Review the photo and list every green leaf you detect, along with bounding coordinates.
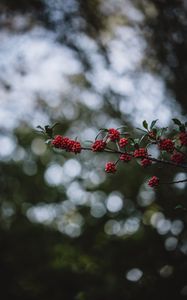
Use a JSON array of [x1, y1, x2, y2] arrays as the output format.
[[45, 139, 52, 144], [139, 133, 147, 144], [36, 125, 44, 130], [136, 128, 148, 134], [150, 119, 158, 129], [99, 128, 108, 132], [172, 118, 182, 126], [174, 205, 187, 211], [142, 120, 148, 130], [179, 125, 185, 132]]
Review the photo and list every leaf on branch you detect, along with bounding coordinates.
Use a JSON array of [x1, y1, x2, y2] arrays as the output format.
[[174, 205, 187, 211], [172, 118, 182, 126], [150, 119, 158, 129], [139, 133, 148, 144], [99, 128, 108, 132], [136, 128, 148, 133], [45, 139, 52, 144], [116, 126, 127, 130], [36, 125, 44, 130], [142, 120, 148, 130]]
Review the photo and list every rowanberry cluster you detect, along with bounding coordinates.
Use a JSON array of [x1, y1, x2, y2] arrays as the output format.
[[119, 153, 132, 162], [92, 140, 106, 152], [179, 132, 187, 146], [40, 118, 187, 189], [105, 162, 117, 173], [108, 128, 120, 141], [134, 148, 148, 158], [52, 135, 82, 154], [141, 158, 152, 167], [170, 152, 185, 164], [148, 176, 159, 187], [159, 138, 174, 153], [119, 138, 128, 148]]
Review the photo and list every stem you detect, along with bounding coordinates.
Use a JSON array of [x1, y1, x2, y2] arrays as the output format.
[[161, 179, 187, 185], [81, 147, 187, 169]]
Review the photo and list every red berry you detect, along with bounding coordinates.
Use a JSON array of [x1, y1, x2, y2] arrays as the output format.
[[119, 138, 128, 148], [72, 141, 82, 154], [108, 128, 120, 141], [134, 148, 148, 158], [148, 176, 159, 188], [60, 137, 70, 149], [141, 158, 152, 167], [51, 135, 65, 148], [92, 140, 106, 152], [170, 152, 185, 164], [66, 139, 75, 152], [105, 162, 117, 173], [179, 132, 187, 146], [159, 138, 174, 152], [119, 153, 132, 162], [148, 131, 156, 139]]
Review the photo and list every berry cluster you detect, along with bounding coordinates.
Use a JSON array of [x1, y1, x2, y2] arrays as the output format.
[[170, 152, 185, 164], [148, 176, 159, 188], [92, 140, 106, 152], [119, 138, 128, 148], [159, 138, 174, 153], [120, 153, 132, 162], [105, 162, 116, 173], [179, 132, 187, 146], [52, 135, 81, 154], [41, 118, 187, 190], [141, 158, 152, 167], [108, 128, 120, 141], [134, 148, 148, 158]]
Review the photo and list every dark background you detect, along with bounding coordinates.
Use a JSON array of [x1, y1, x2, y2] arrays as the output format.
[[0, 0, 187, 299]]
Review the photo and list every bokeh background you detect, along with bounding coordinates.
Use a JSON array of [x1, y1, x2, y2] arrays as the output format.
[[0, 0, 187, 299]]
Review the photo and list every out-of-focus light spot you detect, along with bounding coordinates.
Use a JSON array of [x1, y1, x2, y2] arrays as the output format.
[[91, 203, 106, 218], [27, 204, 57, 224], [63, 159, 81, 178], [171, 220, 184, 235], [31, 138, 47, 155], [180, 240, 187, 255], [124, 217, 140, 234], [165, 237, 178, 251], [126, 268, 143, 282], [156, 219, 171, 235], [173, 173, 187, 190], [137, 183, 155, 207], [64, 223, 81, 238], [81, 91, 103, 110], [23, 160, 37, 176], [1, 202, 15, 218], [147, 144, 160, 158], [123, 217, 140, 235], [150, 212, 165, 227], [44, 163, 64, 186], [181, 285, 187, 296], [80, 127, 97, 141], [57, 212, 84, 237], [104, 220, 121, 235], [159, 265, 174, 278], [61, 200, 75, 214], [0, 136, 16, 159], [106, 193, 123, 213], [13, 147, 26, 162], [67, 181, 87, 205]]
